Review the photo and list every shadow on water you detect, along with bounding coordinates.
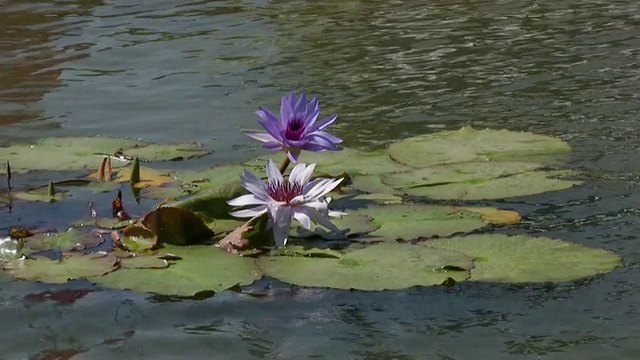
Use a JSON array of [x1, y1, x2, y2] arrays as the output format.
[[1, 0, 640, 358]]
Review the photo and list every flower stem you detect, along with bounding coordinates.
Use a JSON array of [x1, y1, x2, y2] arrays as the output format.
[[279, 157, 290, 174]]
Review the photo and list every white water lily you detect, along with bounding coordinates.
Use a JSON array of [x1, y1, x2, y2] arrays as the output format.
[[227, 159, 345, 247]]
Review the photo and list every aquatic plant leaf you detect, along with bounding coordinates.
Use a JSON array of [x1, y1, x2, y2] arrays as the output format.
[[347, 174, 402, 195], [142, 207, 214, 245], [93, 244, 262, 296], [257, 243, 472, 290], [95, 218, 136, 230], [459, 207, 521, 225], [12, 186, 69, 202], [244, 147, 410, 176], [169, 181, 246, 220], [0, 137, 141, 173], [290, 214, 379, 240], [349, 204, 487, 241], [424, 234, 622, 283], [119, 255, 169, 269], [118, 225, 159, 252], [387, 126, 572, 168], [381, 162, 581, 200], [122, 142, 209, 162], [173, 164, 246, 190], [115, 166, 175, 188], [3, 252, 119, 284], [0, 137, 209, 173], [23, 228, 104, 251]]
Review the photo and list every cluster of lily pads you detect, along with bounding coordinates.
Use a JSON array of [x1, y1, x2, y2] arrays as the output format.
[[0, 94, 622, 297]]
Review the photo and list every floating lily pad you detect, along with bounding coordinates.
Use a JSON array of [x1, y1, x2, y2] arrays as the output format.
[[244, 147, 409, 176], [116, 166, 175, 188], [119, 255, 169, 269], [95, 218, 136, 230], [257, 242, 472, 290], [0, 137, 209, 173], [92, 244, 262, 296], [290, 214, 379, 240], [12, 186, 69, 202], [387, 126, 572, 168], [142, 207, 214, 245], [348, 174, 402, 195], [3, 252, 119, 283], [170, 181, 246, 220], [381, 162, 581, 200], [116, 225, 159, 252], [173, 164, 246, 190], [332, 191, 403, 210], [121, 142, 210, 162], [23, 228, 104, 251], [424, 234, 622, 283], [351, 204, 487, 241], [459, 207, 521, 225]]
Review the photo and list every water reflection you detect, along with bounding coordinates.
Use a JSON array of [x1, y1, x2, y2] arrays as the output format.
[[0, 2, 96, 126]]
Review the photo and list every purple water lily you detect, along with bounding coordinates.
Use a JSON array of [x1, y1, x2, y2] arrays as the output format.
[[245, 92, 343, 163], [227, 159, 345, 247]]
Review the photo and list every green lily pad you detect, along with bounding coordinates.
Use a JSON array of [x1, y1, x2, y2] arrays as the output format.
[[169, 181, 246, 220], [387, 126, 572, 168], [424, 234, 622, 283], [92, 244, 262, 296], [95, 218, 136, 230], [244, 147, 409, 176], [351, 204, 488, 241], [121, 142, 210, 162], [173, 164, 247, 190], [119, 255, 169, 269], [257, 242, 472, 290], [290, 214, 379, 240], [23, 228, 104, 251], [117, 225, 159, 252], [332, 191, 403, 210], [3, 252, 119, 284], [12, 185, 69, 203], [348, 174, 402, 195], [381, 162, 581, 200], [0, 137, 209, 173]]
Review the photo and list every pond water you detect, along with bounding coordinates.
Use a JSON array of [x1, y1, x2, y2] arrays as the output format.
[[1, 0, 640, 358]]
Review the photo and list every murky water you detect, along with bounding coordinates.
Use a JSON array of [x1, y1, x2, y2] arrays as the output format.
[[1, 0, 640, 358]]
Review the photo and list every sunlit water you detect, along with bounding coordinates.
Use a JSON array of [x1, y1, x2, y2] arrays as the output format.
[[1, 0, 640, 358]]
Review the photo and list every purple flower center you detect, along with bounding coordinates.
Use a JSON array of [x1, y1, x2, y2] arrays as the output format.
[[285, 117, 306, 140], [267, 180, 303, 203]]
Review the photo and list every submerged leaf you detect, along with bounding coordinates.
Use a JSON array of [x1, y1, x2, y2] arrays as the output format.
[[117, 225, 159, 252], [258, 242, 472, 290], [387, 126, 572, 168], [3, 252, 119, 283], [424, 234, 622, 283], [93, 244, 262, 296]]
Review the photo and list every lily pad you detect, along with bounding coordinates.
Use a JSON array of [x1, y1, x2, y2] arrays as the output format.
[[244, 147, 410, 176], [119, 255, 169, 269], [387, 126, 572, 168], [3, 252, 119, 284], [23, 228, 104, 251], [92, 244, 262, 296], [290, 214, 379, 240], [351, 204, 488, 241], [142, 207, 215, 245], [0, 137, 209, 173], [257, 242, 472, 290], [115, 166, 175, 188], [173, 164, 247, 191], [12, 185, 69, 202], [121, 142, 209, 162], [424, 234, 622, 283], [459, 207, 521, 225], [95, 218, 136, 230], [169, 181, 246, 220], [116, 225, 159, 252], [381, 162, 581, 200]]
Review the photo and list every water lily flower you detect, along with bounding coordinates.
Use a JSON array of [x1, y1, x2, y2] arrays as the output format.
[[245, 92, 343, 163], [227, 159, 345, 247]]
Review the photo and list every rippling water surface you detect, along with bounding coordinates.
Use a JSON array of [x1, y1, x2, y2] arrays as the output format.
[[1, 0, 640, 358]]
